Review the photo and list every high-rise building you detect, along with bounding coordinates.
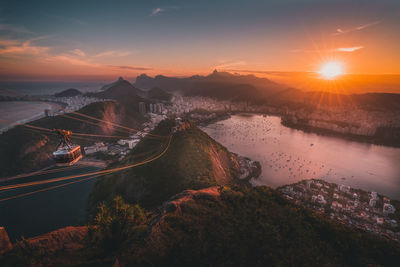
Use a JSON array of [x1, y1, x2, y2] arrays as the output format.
[[139, 102, 146, 115]]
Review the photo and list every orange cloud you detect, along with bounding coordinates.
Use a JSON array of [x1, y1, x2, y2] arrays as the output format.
[[334, 46, 364, 52], [0, 40, 49, 56], [93, 50, 132, 58], [334, 20, 380, 35], [70, 48, 86, 57]]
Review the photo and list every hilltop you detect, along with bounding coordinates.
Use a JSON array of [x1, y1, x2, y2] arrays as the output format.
[[92, 77, 144, 100], [54, 88, 82, 98], [89, 119, 259, 210]]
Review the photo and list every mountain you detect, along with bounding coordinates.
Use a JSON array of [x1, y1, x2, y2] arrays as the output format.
[[93, 77, 145, 100], [134, 70, 290, 102], [99, 77, 124, 91], [147, 87, 172, 101], [89, 119, 258, 210], [54, 88, 82, 98]]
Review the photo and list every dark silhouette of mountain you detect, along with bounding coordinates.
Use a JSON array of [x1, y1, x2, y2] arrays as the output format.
[[147, 87, 172, 101], [135, 70, 286, 96], [134, 70, 289, 102], [54, 88, 82, 97], [99, 77, 124, 91], [93, 77, 145, 100], [301, 91, 400, 111]]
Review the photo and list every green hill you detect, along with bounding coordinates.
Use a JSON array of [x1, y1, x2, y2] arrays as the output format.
[[89, 119, 248, 210]]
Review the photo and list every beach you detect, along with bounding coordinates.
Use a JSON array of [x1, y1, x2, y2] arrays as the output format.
[[0, 101, 62, 132]]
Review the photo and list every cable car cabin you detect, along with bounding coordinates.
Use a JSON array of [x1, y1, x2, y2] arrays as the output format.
[[53, 144, 82, 166]]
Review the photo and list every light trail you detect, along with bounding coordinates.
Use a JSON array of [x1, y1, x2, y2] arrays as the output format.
[[0, 135, 172, 192], [60, 114, 132, 136], [0, 165, 87, 182], [71, 111, 168, 138], [0, 173, 105, 203], [0, 117, 131, 140]]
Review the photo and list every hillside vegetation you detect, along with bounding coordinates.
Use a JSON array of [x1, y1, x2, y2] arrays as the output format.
[[4, 186, 400, 266], [89, 119, 245, 210]]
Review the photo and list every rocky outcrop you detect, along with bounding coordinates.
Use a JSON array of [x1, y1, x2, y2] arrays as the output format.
[[0, 227, 12, 254], [18, 226, 87, 254], [161, 187, 221, 214]]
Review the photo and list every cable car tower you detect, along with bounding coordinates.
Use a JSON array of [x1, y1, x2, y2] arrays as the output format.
[[53, 129, 82, 165]]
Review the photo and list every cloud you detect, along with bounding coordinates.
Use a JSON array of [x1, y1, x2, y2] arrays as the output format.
[[70, 48, 86, 57], [0, 36, 148, 74], [215, 60, 247, 69], [334, 46, 364, 52], [0, 23, 33, 34], [108, 65, 153, 71], [290, 46, 364, 53], [94, 50, 132, 58], [45, 54, 97, 67], [334, 20, 381, 35], [0, 39, 19, 46], [0, 39, 49, 56], [151, 8, 164, 16]]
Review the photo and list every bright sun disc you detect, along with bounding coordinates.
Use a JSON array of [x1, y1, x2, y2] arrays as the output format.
[[318, 62, 343, 79]]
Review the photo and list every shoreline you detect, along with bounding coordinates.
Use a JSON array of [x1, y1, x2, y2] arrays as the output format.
[[281, 119, 400, 148], [199, 110, 400, 149], [0, 100, 64, 134]]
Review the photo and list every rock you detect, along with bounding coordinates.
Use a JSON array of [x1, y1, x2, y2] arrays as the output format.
[[162, 187, 221, 214], [20, 226, 87, 254], [0, 227, 12, 254]]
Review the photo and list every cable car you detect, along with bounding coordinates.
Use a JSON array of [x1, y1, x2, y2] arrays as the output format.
[[53, 129, 82, 165]]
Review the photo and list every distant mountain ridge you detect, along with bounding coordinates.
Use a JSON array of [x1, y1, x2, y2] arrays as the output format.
[[88, 77, 145, 100], [54, 88, 82, 97], [134, 70, 291, 103], [135, 70, 285, 92], [135, 70, 400, 110]]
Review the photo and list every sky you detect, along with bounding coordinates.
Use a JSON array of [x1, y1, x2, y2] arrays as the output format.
[[0, 0, 399, 81]]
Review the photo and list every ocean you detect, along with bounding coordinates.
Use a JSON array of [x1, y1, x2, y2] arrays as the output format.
[[0, 81, 110, 96]]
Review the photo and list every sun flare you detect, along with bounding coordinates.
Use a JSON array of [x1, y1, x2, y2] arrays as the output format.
[[318, 62, 343, 79]]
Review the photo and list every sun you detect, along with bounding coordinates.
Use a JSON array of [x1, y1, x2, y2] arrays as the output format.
[[318, 62, 343, 79]]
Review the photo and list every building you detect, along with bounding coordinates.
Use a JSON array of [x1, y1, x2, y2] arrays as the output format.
[[383, 203, 396, 215], [139, 102, 146, 115], [84, 142, 107, 155], [149, 103, 164, 114], [338, 184, 350, 193], [369, 198, 377, 207], [118, 139, 140, 149]]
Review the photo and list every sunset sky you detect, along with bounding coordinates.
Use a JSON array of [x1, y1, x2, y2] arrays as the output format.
[[0, 0, 399, 81]]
